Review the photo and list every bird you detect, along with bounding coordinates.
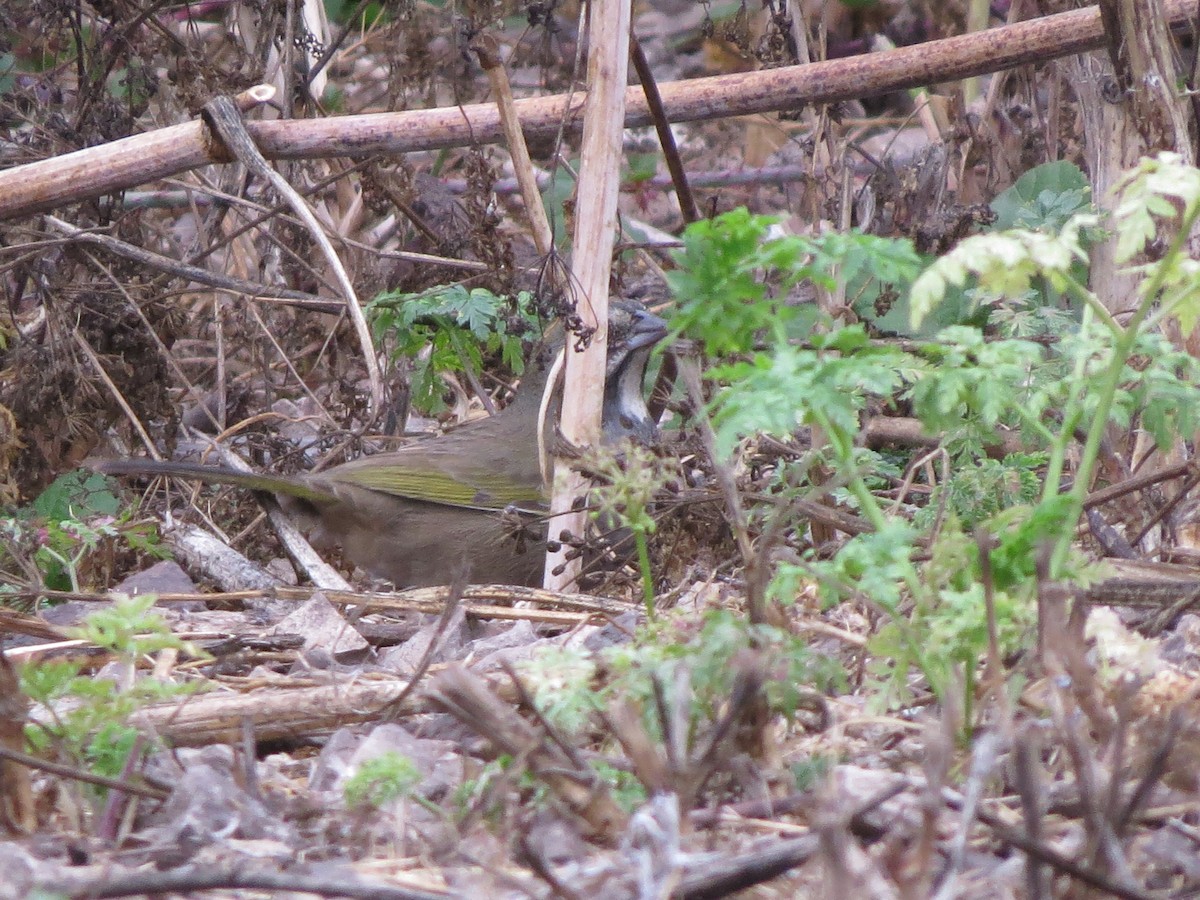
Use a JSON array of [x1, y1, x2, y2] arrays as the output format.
[[93, 303, 668, 588]]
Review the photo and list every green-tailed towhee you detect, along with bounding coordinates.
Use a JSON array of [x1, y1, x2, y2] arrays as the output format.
[[94, 303, 667, 587]]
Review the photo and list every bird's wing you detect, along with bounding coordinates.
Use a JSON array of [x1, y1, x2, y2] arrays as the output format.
[[325, 457, 545, 511]]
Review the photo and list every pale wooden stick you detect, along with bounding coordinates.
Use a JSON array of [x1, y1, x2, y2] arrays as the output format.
[[201, 96, 384, 420], [543, 0, 631, 590], [471, 34, 555, 258]]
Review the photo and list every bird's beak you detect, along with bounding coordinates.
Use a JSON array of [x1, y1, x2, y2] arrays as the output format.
[[625, 309, 669, 352]]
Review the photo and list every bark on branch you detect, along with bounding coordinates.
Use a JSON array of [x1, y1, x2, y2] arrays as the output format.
[[1, 0, 1196, 220]]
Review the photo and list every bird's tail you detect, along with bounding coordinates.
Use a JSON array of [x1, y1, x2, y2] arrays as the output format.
[[91, 459, 335, 504]]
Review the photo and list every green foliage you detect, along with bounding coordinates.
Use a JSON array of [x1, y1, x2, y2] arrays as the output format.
[[984, 496, 1081, 591], [802, 521, 920, 613], [988, 161, 1092, 232], [450, 756, 510, 822], [72, 592, 187, 657], [865, 524, 1027, 708], [913, 454, 1043, 531], [984, 292, 1078, 340], [913, 162, 1095, 335], [816, 230, 925, 292], [32, 470, 120, 521], [708, 327, 918, 462], [1111, 152, 1200, 265], [1, 471, 168, 594], [623, 611, 845, 725], [869, 162, 1095, 337], [325, 0, 391, 25], [367, 285, 539, 413], [343, 751, 422, 809], [518, 646, 603, 737], [522, 611, 844, 744], [845, 233, 938, 335], [586, 443, 670, 543], [666, 210, 802, 355], [910, 215, 1093, 331], [625, 152, 658, 184], [1105, 331, 1200, 447], [585, 441, 676, 614], [907, 329, 1046, 455], [449, 751, 645, 822], [667, 209, 923, 355], [867, 583, 1000, 710], [0, 51, 15, 95], [590, 759, 649, 812], [1112, 154, 1200, 334], [664, 153, 1200, 715], [539, 165, 576, 248], [86, 721, 141, 780], [21, 594, 203, 780]]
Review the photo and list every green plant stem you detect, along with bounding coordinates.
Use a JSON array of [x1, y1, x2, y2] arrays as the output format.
[[1049, 328, 1142, 576], [1049, 202, 1200, 575], [40, 547, 80, 592], [635, 529, 654, 619], [1040, 304, 1095, 501], [1062, 273, 1119, 337], [1011, 404, 1059, 449], [812, 409, 887, 532], [1039, 405, 1083, 501], [811, 408, 930, 619]]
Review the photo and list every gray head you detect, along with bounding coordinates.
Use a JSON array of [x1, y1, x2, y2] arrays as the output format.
[[602, 302, 668, 444]]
